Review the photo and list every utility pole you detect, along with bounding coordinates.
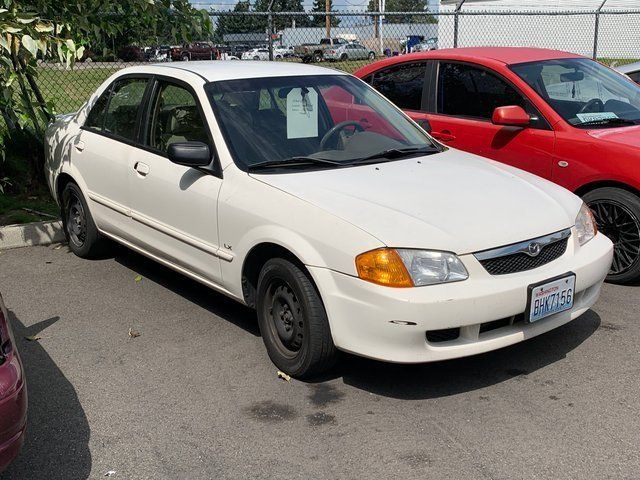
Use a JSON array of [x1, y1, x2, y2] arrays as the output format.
[[378, 0, 385, 55], [325, 0, 331, 39]]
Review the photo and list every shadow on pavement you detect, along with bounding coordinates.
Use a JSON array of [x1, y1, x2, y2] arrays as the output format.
[[114, 247, 260, 336], [104, 243, 601, 401], [1, 313, 91, 480], [335, 310, 601, 399]]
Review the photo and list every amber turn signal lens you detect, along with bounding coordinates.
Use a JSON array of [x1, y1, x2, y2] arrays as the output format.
[[356, 248, 414, 288]]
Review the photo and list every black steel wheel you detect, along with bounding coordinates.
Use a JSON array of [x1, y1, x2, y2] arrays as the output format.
[[62, 182, 109, 258], [256, 258, 337, 377], [584, 187, 640, 284]]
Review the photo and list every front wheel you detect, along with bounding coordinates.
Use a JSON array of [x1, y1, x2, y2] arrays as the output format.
[[62, 182, 109, 258], [583, 187, 640, 284], [256, 258, 337, 378], [368, 51, 375, 60]]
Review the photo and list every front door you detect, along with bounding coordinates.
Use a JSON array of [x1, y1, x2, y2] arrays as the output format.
[[424, 61, 556, 179], [129, 78, 224, 284]]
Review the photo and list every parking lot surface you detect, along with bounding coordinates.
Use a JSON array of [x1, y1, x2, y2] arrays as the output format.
[[0, 244, 638, 479]]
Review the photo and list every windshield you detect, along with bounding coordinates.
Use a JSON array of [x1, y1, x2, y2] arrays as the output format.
[[206, 75, 439, 170], [511, 58, 640, 128]]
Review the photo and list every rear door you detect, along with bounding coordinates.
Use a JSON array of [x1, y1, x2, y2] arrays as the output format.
[[74, 76, 150, 240], [426, 61, 555, 179]]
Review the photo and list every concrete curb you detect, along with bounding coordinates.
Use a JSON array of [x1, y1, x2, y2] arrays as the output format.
[[0, 220, 65, 250]]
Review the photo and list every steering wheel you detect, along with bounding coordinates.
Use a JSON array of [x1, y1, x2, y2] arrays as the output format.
[[578, 98, 604, 114], [320, 121, 364, 150]]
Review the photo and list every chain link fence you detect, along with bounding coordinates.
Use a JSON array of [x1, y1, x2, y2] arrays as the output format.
[[39, 8, 640, 114]]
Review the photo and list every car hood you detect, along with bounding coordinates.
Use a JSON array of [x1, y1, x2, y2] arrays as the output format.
[[250, 149, 581, 254], [586, 124, 640, 148]]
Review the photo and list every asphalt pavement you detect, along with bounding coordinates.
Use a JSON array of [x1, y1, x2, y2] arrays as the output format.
[[0, 244, 638, 480]]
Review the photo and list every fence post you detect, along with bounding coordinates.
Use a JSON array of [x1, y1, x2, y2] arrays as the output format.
[[267, 0, 275, 61], [593, 0, 608, 59], [453, 0, 466, 48]]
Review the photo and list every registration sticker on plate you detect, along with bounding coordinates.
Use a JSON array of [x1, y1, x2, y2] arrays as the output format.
[[527, 274, 576, 323]]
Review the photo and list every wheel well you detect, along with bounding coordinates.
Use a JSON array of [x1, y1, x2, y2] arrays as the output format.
[[56, 173, 76, 204], [574, 180, 640, 199], [241, 243, 307, 309]]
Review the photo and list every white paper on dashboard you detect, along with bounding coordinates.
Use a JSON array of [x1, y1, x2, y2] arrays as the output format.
[[576, 111, 618, 123], [287, 88, 318, 139]]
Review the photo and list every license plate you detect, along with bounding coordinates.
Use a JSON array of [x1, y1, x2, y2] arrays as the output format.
[[526, 273, 576, 323]]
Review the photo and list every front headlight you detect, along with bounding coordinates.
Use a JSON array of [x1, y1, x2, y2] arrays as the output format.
[[356, 248, 469, 287], [575, 202, 598, 245]]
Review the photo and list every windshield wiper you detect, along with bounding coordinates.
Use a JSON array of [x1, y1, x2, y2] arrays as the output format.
[[578, 117, 638, 127], [247, 156, 342, 171], [347, 146, 441, 165]]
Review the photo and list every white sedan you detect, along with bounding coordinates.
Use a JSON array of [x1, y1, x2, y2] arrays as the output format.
[[45, 61, 613, 377]]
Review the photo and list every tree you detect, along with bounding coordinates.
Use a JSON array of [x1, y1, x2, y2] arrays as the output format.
[[254, 0, 311, 31], [214, 1, 261, 43], [0, 0, 212, 183], [309, 0, 340, 28], [367, 0, 437, 24]]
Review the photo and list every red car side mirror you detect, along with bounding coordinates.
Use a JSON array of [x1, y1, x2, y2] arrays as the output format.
[[492, 105, 531, 127]]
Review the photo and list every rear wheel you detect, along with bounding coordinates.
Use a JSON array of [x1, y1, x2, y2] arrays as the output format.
[[256, 258, 337, 378], [340, 53, 348, 62], [583, 187, 640, 284], [62, 182, 109, 258], [313, 52, 322, 63], [182, 54, 190, 61], [368, 51, 375, 60]]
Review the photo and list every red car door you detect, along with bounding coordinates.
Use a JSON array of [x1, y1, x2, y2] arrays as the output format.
[[423, 61, 556, 179]]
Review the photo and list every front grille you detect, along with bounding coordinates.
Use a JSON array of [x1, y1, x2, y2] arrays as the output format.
[[479, 237, 568, 275]]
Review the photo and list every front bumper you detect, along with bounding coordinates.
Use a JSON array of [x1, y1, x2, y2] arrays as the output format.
[[309, 231, 613, 363], [0, 353, 27, 473]]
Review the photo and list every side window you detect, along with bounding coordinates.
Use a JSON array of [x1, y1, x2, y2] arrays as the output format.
[[84, 86, 111, 131], [103, 78, 148, 141], [370, 62, 426, 111], [437, 62, 527, 120], [147, 82, 210, 154]]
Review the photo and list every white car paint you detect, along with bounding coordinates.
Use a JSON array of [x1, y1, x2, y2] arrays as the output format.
[[45, 61, 613, 364]]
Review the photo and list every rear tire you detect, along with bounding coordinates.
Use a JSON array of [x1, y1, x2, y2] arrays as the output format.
[[340, 53, 348, 62], [368, 51, 375, 60], [583, 187, 640, 284], [313, 52, 322, 63], [256, 258, 337, 378], [62, 182, 109, 258]]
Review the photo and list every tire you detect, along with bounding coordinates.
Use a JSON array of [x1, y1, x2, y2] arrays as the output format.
[[256, 258, 337, 378], [368, 51, 375, 60], [61, 182, 109, 258], [583, 187, 640, 284], [253, 56, 260, 60], [340, 53, 348, 62], [182, 54, 190, 62], [313, 52, 322, 63]]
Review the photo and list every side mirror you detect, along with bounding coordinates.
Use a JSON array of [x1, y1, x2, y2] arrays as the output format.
[[416, 118, 432, 133], [491, 106, 531, 127], [167, 142, 211, 167]]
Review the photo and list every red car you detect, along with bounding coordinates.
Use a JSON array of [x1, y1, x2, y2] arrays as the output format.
[[0, 293, 27, 473], [355, 47, 640, 284]]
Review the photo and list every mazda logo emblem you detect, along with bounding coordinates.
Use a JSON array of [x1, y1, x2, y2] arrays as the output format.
[[528, 242, 542, 257]]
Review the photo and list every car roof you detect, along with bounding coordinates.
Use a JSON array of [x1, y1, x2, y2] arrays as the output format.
[[124, 61, 347, 82], [376, 47, 582, 67], [616, 60, 640, 74]]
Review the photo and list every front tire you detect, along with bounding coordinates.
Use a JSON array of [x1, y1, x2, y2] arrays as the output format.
[[62, 182, 109, 258], [256, 258, 337, 378], [368, 51, 375, 60], [583, 187, 640, 284]]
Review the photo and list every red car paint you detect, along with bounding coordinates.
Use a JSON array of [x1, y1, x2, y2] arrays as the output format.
[[355, 47, 640, 195], [0, 293, 26, 473]]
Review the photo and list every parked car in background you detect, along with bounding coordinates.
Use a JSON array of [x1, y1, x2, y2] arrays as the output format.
[[324, 43, 376, 62], [0, 292, 27, 473], [412, 37, 438, 52], [242, 48, 270, 60], [616, 60, 640, 84], [294, 37, 349, 63], [118, 45, 144, 62], [274, 46, 295, 58], [356, 47, 640, 284], [171, 42, 217, 61], [45, 61, 612, 377], [147, 45, 171, 63]]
